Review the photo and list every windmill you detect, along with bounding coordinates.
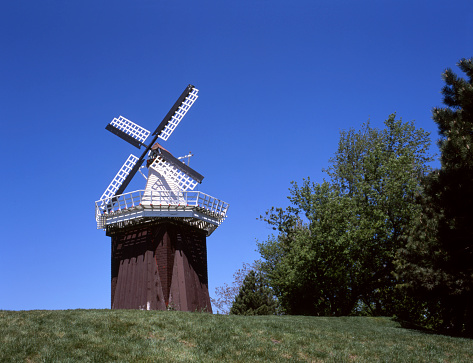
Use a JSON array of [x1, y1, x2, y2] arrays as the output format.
[[95, 84, 229, 311]]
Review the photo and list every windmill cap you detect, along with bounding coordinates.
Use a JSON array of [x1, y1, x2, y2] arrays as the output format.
[[151, 143, 171, 154], [147, 143, 173, 167]]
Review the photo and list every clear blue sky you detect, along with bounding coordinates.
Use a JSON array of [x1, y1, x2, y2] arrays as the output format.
[[1, 1, 472, 310]]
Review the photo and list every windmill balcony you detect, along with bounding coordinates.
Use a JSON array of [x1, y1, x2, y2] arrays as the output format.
[[95, 190, 229, 236]]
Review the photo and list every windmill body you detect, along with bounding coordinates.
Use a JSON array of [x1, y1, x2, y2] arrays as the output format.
[[95, 85, 228, 311]]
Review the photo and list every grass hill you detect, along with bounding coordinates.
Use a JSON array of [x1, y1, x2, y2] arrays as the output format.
[[1, 309, 472, 362]]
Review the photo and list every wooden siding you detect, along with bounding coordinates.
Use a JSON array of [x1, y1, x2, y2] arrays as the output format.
[[109, 221, 211, 312]]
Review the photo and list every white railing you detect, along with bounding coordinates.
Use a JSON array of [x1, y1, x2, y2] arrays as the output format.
[[96, 189, 229, 219]]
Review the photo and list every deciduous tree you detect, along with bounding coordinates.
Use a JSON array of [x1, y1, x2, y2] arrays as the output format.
[[258, 115, 432, 316]]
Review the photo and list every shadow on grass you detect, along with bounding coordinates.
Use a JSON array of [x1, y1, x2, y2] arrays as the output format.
[[394, 318, 473, 339]]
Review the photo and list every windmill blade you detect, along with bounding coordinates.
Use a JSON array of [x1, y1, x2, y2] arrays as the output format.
[[113, 156, 146, 197], [149, 153, 202, 191], [152, 84, 199, 141], [99, 154, 141, 203], [106, 116, 151, 149], [158, 147, 204, 183], [100, 84, 200, 201]]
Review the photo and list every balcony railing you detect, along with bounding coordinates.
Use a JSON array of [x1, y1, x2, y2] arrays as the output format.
[[95, 189, 229, 225]]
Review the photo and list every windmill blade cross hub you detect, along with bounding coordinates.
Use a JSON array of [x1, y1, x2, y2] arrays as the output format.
[[102, 84, 200, 200]]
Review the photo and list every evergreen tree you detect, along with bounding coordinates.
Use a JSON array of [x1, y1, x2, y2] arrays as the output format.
[[211, 262, 256, 314], [230, 270, 277, 315], [397, 58, 473, 335]]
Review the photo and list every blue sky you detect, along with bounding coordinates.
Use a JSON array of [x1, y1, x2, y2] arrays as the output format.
[[1, 1, 472, 310]]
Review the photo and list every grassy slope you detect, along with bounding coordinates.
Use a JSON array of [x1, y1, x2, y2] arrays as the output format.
[[1, 310, 472, 362]]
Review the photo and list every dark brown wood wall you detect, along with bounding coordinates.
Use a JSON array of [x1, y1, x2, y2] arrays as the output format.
[[109, 221, 211, 312]]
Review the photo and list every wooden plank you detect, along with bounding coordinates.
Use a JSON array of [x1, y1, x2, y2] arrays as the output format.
[[146, 250, 152, 310], [169, 251, 180, 310], [154, 253, 166, 310], [112, 260, 122, 309], [116, 259, 128, 309], [128, 255, 137, 309], [137, 252, 146, 309], [133, 254, 141, 309], [110, 221, 211, 311]]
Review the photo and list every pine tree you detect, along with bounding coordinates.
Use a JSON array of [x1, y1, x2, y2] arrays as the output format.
[[230, 270, 277, 315], [211, 262, 255, 314], [397, 58, 473, 335]]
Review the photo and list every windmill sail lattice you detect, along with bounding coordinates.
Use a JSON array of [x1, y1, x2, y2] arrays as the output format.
[[149, 156, 199, 191], [110, 116, 150, 144], [99, 154, 139, 205], [106, 116, 151, 149], [156, 87, 198, 141]]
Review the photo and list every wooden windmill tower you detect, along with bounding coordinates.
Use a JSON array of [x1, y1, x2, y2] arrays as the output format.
[[95, 85, 229, 312]]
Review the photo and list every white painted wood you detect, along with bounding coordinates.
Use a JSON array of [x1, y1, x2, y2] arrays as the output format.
[[99, 154, 139, 205], [158, 88, 199, 141], [148, 156, 199, 192], [110, 116, 150, 144], [143, 165, 186, 205]]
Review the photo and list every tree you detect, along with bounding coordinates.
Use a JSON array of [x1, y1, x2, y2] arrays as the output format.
[[258, 114, 432, 316], [230, 270, 277, 315], [396, 58, 473, 335], [211, 262, 256, 314]]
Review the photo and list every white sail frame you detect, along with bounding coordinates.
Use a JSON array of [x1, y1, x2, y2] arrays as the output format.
[[158, 88, 199, 141], [110, 116, 151, 144], [99, 154, 140, 206]]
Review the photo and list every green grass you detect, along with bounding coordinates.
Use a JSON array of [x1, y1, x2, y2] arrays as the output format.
[[0, 310, 472, 362]]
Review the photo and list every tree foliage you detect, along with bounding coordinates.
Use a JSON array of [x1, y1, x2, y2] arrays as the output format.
[[258, 114, 432, 316], [211, 262, 256, 314], [396, 58, 473, 335], [230, 270, 277, 315]]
